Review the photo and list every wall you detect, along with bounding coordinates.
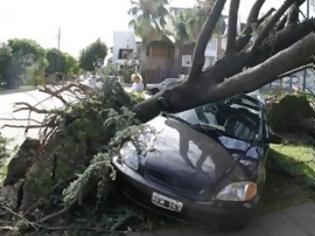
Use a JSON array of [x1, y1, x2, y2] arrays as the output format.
[[112, 31, 137, 63]]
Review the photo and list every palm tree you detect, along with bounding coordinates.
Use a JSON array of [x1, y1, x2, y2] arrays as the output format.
[[171, 0, 225, 44], [128, 0, 169, 42]]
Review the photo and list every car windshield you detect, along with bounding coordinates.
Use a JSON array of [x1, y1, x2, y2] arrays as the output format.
[[173, 97, 261, 142]]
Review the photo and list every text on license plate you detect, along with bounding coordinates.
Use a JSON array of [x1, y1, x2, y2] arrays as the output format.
[[151, 192, 183, 213]]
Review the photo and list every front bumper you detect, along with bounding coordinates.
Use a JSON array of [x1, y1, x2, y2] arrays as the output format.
[[113, 157, 258, 228]]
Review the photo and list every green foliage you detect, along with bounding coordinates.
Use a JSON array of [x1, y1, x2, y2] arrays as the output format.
[[268, 95, 315, 133], [0, 39, 47, 89], [0, 44, 12, 86], [261, 140, 315, 211], [0, 134, 9, 160], [79, 39, 107, 72], [170, 0, 225, 44], [45, 48, 66, 74], [22, 78, 141, 209], [46, 49, 79, 77], [128, 0, 170, 42], [63, 153, 115, 207], [64, 53, 80, 76], [269, 144, 315, 187]]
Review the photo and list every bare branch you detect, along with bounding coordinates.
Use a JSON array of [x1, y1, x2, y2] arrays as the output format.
[[278, 63, 313, 78], [286, 3, 299, 26], [226, 0, 240, 54], [39, 86, 69, 106], [13, 102, 50, 114], [0, 204, 38, 230], [213, 33, 314, 98], [0, 118, 43, 124], [252, 0, 303, 50], [257, 8, 276, 25], [247, 0, 265, 24], [204, 18, 314, 82], [234, 1, 269, 52], [1, 124, 52, 129], [189, 0, 227, 79], [276, 15, 288, 31]]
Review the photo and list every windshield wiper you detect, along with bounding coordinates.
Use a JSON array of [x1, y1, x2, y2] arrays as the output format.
[[163, 113, 192, 126], [192, 123, 225, 133]]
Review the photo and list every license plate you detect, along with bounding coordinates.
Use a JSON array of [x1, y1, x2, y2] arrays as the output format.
[[151, 192, 183, 213]]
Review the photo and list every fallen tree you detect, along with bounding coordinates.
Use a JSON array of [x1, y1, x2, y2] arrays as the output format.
[[134, 0, 315, 122], [0, 0, 314, 234], [0, 80, 157, 234]]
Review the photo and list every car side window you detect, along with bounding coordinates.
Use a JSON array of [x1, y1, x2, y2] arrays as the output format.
[[262, 111, 270, 141]]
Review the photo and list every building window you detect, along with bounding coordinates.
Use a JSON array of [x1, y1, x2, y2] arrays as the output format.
[[147, 42, 175, 58], [119, 49, 133, 59], [151, 46, 170, 57]]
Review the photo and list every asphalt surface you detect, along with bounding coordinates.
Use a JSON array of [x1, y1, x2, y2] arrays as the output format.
[[0, 89, 64, 148], [128, 202, 315, 236]]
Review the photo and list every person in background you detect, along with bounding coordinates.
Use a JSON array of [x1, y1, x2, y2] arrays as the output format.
[[131, 73, 144, 93]]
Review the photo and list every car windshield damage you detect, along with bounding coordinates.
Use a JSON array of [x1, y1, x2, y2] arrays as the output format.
[[170, 96, 262, 142]]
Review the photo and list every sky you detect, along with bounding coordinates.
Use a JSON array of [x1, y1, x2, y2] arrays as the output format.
[[0, 0, 311, 58]]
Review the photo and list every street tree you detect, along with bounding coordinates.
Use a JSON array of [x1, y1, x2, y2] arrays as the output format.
[[134, 0, 315, 122], [0, 39, 46, 89], [128, 0, 170, 42], [46, 49, 80, 77], [64, 53, 80, 76], [45, 48, 66, 75], [0, 44, 12, 87], [79, 39, 107, 72], [171, 0, 226, 44]]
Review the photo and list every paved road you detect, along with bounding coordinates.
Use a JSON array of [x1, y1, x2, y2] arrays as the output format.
[[129, 202, 315, 236], [0, 89, 64, 149]]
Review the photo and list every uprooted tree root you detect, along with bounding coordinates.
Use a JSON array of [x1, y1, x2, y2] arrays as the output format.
[[0, 79, 158, 235]]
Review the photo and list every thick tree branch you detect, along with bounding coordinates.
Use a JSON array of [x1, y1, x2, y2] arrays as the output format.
[[134, 29, 314, 122], [278, 63, 313, 78], [234, 0, 268, 52], [257, 8, 276, 25], [204, 18, 314, 82], [252, 0, 302, 50], [226, 0, 240, 54], [286, 3, 299, 26], [255, 18, 315, 64], [39, 86, 69, 106], [247, 0, 265, 24], [189, 0, 227, 79], [209, 33, 314, 99], [13, 102, 50, 114]]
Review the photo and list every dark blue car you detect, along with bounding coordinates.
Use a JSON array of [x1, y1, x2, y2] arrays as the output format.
[[113, 95, 280, 229]]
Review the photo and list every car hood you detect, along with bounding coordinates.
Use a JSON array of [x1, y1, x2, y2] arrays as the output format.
[[141, 116, 247, 200]]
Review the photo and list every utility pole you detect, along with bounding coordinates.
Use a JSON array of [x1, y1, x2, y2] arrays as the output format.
[[57, 27, 61, 50], [302, 0, 310, 92]]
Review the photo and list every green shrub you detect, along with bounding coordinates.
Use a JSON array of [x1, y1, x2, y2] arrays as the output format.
[[268, 95, 315, 133], [0, 135, 8, 159]]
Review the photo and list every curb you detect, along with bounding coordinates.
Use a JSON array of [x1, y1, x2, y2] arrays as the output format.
[[0, 87, 37, 95]]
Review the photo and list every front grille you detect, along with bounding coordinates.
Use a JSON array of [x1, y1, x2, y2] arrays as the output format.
[[146, 169, 202, 196]]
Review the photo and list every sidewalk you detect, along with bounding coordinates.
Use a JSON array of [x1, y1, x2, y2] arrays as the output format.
[[0, 86, 36, 95], [128, 202, 315, 236]]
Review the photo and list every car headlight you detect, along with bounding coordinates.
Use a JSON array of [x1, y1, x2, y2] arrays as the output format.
[[216, 182, 257, 202], [119, 142, 139, 171]]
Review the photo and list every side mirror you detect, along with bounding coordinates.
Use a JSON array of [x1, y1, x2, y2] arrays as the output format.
[[268, 133, 282, 144]]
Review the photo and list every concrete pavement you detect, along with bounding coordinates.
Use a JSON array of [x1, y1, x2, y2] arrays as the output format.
[[128, 202, 315, 236], [0, 89, 64, 149]]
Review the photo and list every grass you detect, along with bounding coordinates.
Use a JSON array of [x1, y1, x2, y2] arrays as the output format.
[[260, 143, 315, 212]]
